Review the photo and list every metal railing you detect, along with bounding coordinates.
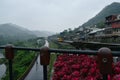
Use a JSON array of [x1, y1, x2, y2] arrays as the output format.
[[1, 45, 120, 80]]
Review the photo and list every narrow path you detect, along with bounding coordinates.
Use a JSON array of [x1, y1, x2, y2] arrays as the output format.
[[24, 55, 43, 80], [24, 40, 49, 80]]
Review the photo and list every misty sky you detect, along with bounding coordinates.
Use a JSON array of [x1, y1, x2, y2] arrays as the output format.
[[0, 0, 120, 32]]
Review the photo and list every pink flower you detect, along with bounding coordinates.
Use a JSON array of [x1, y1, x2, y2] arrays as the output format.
[[62, 75, 71, 80], [71, 77, 79, 80], [71, 71, 80, 77], [85, 76, 94, 80], [89, 68, 96, 75], [71, 64, 80, 70], [113, 74, 120, 80], [114, 67, 120, 74]]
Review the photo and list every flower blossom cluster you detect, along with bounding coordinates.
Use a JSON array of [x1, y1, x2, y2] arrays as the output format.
[[52, 54, 120, 80]]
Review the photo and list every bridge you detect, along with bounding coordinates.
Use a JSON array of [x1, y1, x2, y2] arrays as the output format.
[[1, 40, 120, 80], [61, 40, 120, 50]]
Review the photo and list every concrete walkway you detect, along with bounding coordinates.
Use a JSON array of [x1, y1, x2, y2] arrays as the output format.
[[24, 55, 43, 80], [24, 40, 49, 80]]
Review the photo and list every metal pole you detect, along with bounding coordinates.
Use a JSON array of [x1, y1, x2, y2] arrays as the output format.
[[103, 75, 107, 80], [5, 44, 14, 80], [40, 46, 50, 80], [97, 47, 112, 80], [43, 65, 47, 80], [9, 59, 13, 80]]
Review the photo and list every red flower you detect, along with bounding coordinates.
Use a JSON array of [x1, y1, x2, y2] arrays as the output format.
[[113, 74, 120, 80], [52, 54, 120, 80], [62, 75, 71, 80], [71, 77, 79, 80], [71, 71, 80, 77], [71, 64, 80, 71]]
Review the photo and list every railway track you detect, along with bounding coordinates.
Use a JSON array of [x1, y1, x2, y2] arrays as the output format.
[[60, 40, 120, 51]]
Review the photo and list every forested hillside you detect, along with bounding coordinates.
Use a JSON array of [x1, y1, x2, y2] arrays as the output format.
[[0, 23, 54, 45], [0, 23, 36, 44], [82, 2, 120, 28]]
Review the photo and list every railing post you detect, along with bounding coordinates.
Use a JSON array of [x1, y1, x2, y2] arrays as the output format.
[[5, 44, 14, 80], [40, 46, 50, 80], [97, 47, 113, 80]]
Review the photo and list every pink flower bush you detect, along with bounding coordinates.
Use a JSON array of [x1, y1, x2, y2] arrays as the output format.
[[52, 54, 120, 80]]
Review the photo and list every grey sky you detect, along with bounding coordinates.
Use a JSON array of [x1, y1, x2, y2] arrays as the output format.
[[0, 0, 120, 32]]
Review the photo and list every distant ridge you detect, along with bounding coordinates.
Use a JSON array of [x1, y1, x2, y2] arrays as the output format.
[[0, 23, 55, 45], [0, 23, 36, 44], [32, 30, 55, 37], [82, 2, 120, 27]]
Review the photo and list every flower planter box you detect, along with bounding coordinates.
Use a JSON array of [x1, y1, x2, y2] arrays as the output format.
[[52, 54, 120, 80]]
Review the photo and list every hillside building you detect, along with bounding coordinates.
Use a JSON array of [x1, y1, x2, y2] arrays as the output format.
[[88, 14, 120, 43], [103, 14, 120, 43]]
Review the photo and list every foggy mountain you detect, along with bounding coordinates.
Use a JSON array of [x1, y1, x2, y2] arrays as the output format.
[[0, 23, 54, 44]]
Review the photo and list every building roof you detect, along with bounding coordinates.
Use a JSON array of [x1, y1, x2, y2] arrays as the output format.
[[89, 28, 104, 34]]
